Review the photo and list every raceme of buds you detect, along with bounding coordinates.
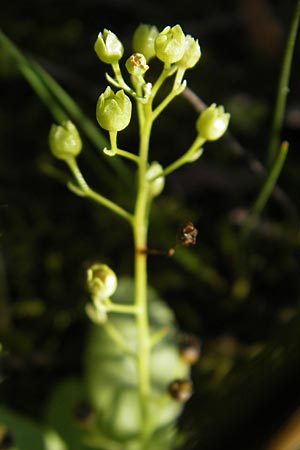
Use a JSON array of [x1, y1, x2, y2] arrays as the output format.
[[94, 29, 124, 64], [87, 263, 118, 302], [155, 25, 186, 65], [178, 35, 201, 69], [126, 53, 149, 76], [133, 24, 159, 61], [49, 120, 82, 161], [96, 87, 132, 132], [196, 103, 230, 141], [146, 161, 165, 197]]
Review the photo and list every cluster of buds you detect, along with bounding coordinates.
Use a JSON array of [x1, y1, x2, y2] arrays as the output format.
[[49, 24, 230, 167], [92, 23, 229, 148]]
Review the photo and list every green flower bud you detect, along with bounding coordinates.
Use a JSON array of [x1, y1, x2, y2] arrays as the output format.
[[125, 53, 149, 76], [96, 87, 132, 132], [49, 120, 82, 161], [132, 24, 159, 61], [196, 103, 230, 141], [146, 161, 165, 197], [87, 263, 118, 302], [94, 29, 124, 64], [155, 25, 186, 65], [178, 35, 201, 69]]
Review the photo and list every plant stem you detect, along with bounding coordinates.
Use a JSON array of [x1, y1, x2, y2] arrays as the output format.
[[67, 158, 133, 223], [266, 0, 300, 167], [161, 135, 205, 177], [241, 141, 289, 242], [133, 101, 153, 436]]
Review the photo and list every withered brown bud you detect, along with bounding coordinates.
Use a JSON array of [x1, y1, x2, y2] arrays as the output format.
[[168, 379, 193, 402], [176, 222, 198, 247], [179, 334, 201, 364]]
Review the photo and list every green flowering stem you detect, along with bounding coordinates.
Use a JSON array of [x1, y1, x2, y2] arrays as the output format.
[[132, 102, 154, 436], [66, 158, 133, 223], [241, 140, 289, 241], [155, 135, 205, 179]]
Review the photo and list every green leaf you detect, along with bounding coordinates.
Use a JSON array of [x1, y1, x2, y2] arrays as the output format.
[[0, 406, 66, 450]]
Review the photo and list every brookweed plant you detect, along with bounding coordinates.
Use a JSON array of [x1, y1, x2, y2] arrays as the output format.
[[1, 1, 300, 447], [48, 24, 229, 450]]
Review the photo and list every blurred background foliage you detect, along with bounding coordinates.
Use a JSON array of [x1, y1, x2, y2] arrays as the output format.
[[1, 0, 300, 449]]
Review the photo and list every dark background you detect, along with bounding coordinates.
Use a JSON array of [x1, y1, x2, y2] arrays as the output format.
[[1, 0, 300, 449]]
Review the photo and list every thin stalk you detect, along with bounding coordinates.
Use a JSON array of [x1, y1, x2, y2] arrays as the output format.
[[152, 81, 186, 120], [105, 302, 140, 314], [160, 135, 205, 177], [67, 158, 133, 223], [241, 141, 289, 241], [267, 0, 300, 166]]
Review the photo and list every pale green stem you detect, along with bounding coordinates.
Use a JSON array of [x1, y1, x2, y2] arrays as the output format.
[[105, 133, 140, 164], [241, 141, 289, 241], [109, 130, 118, 151], [267, 0, 300, 166], [173, 67, 186, 89], [66, 158, 133, 223], [160, 135, 205, 178], [132, 102, 153, 435], [152, 81, 186, 121], [111, 62, 132, 92], [118, 149, 139, 163], [105, 300, 141, 314], [150, 64, 177, 100]]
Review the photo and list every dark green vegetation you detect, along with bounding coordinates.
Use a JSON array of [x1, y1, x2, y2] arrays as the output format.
[[1, 0, 300, 449]]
